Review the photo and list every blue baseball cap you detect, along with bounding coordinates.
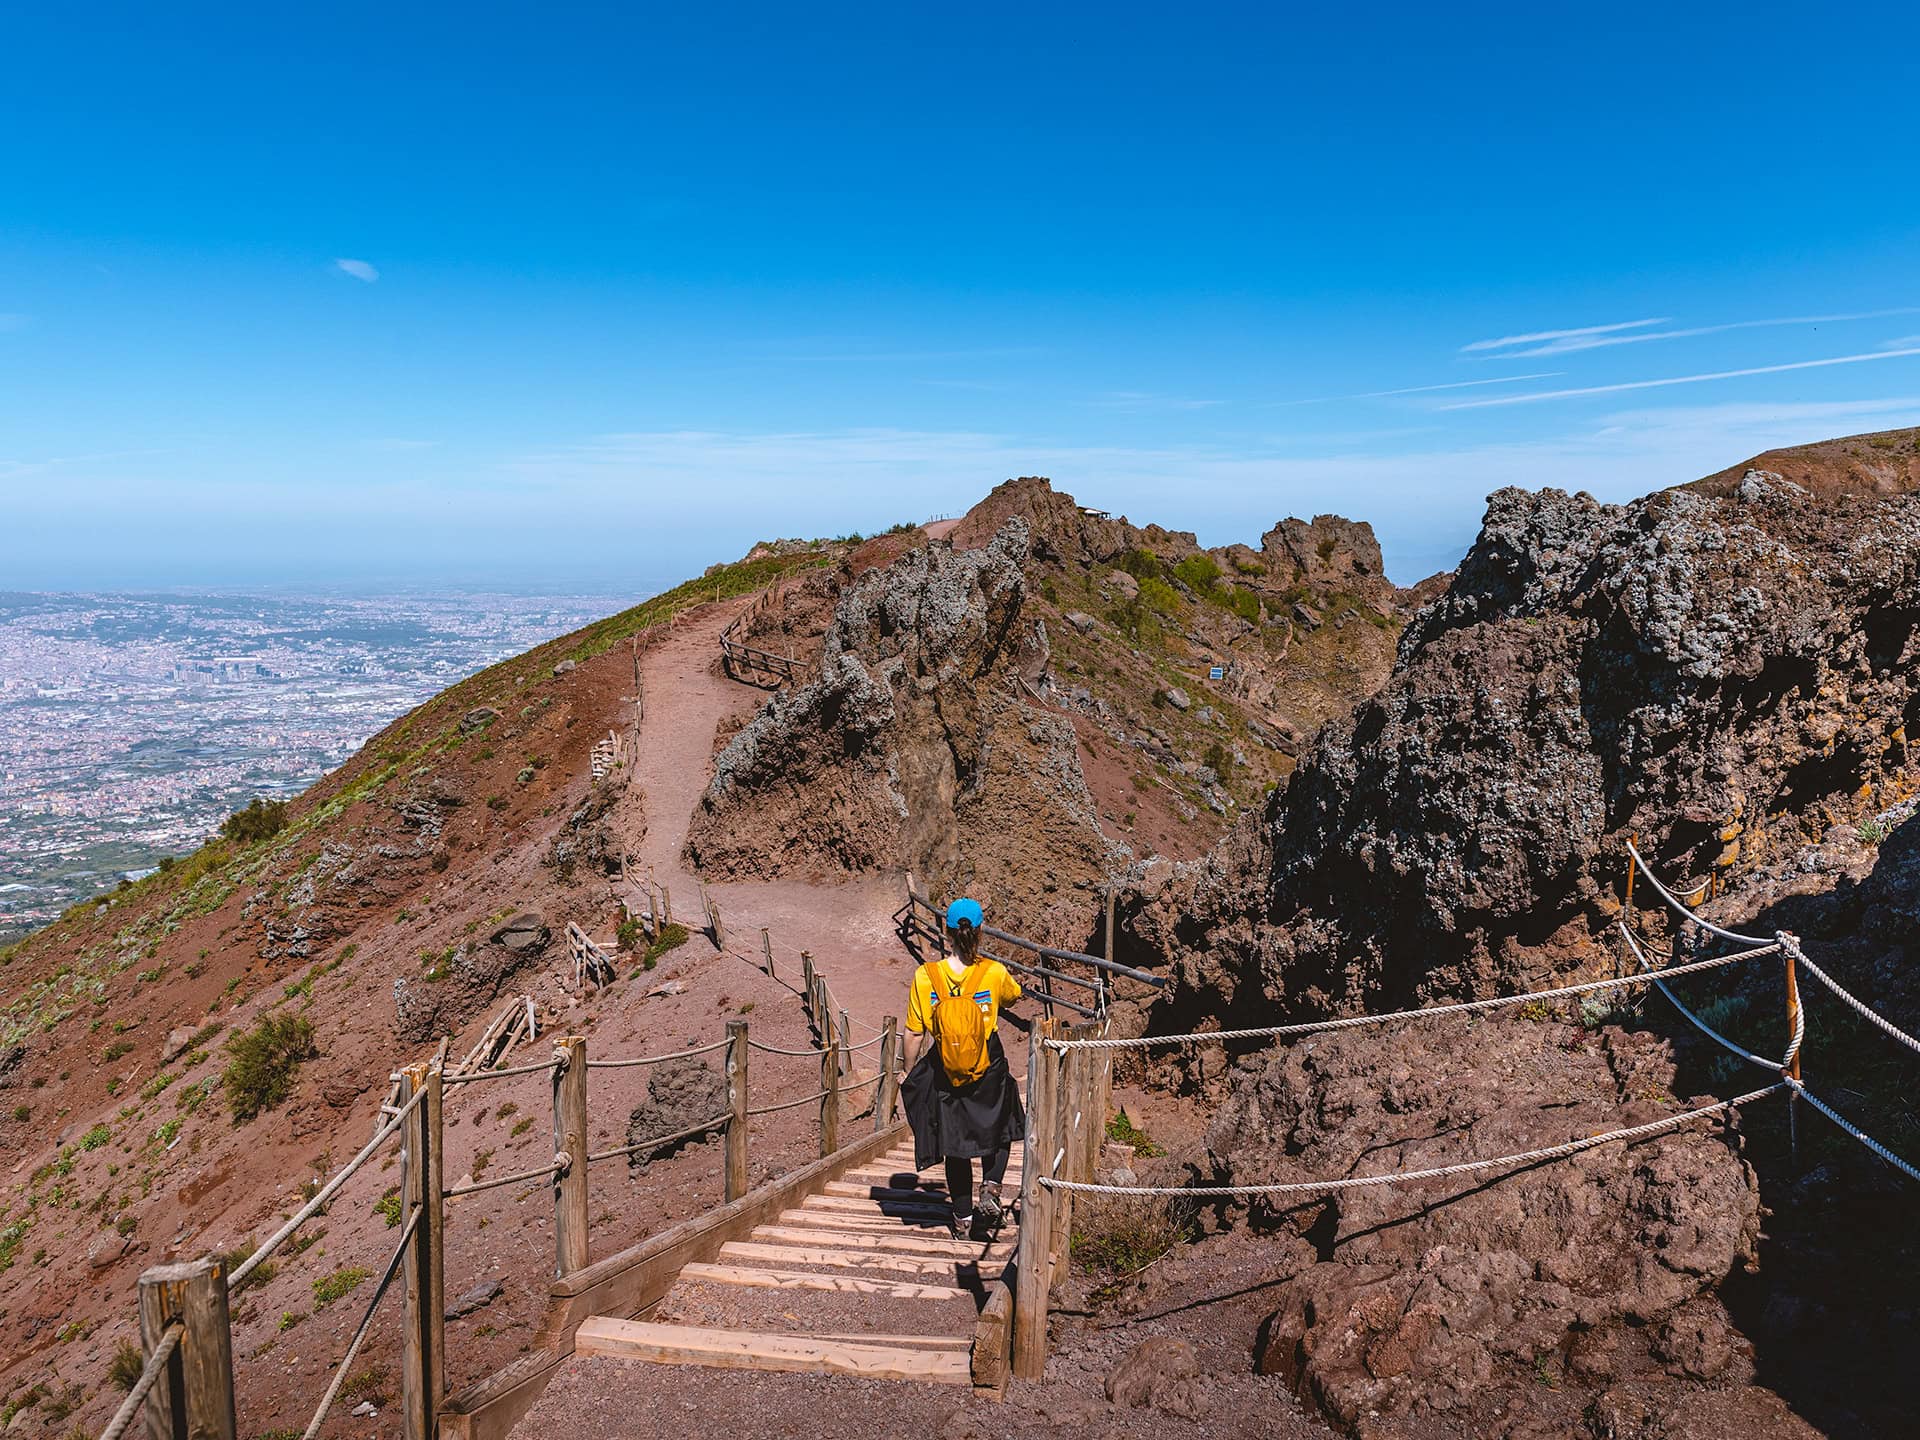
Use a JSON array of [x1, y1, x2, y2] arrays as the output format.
[[945, 897, 983, 931]]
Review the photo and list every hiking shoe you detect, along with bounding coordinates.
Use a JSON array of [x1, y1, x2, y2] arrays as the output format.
[[976, 1180, 1005, 1230], [949, 1213, 974, 1241]]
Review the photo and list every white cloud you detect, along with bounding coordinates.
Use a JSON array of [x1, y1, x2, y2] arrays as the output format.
[[334, 258, 380, 283], [1461, 319, 1667, 353], [1083, 391, 1224, 412], [1480, 307, 1920, 359], [1282, 372, 1565, 405], [1439, 348, 1920, 409]]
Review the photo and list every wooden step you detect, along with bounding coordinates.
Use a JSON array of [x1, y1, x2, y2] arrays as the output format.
[[752, 1224, 1014, 1260], [574, 1317, 971, 1383], [677, 1262, 970, 1301], [844, 1164, 1023, 1185], [722, 1241, 1006, 1281], [773, 1208, 953, 1232], [801, 1193, 954, 1217]]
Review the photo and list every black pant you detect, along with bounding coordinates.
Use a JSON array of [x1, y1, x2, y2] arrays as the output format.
[[945, 1146, 1010, 1215]]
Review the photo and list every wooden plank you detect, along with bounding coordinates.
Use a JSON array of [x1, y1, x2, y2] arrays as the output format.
[[573, 1318, 971, 1383], [799, 1193, 952, 1217], [179, 1259, 237, 1440], [438, 1350, 566, 1440], [678, 1262, 971, 1300], [972, 1280, 1013, 1396], [719, 1242, 1005, 1281], [752, 1225, 1013, 1260], [771, 1208, 950, 1233], [535, 1121, 909, 1344]]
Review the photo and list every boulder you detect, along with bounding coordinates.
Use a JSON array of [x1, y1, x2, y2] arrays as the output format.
[[1064, 610, 1098, 633], [624, 1058, 727, 1171], [490, 912, 549, 954], [1105, 1335, 1204, 1417], [552, 659, 576, 676], [458, 706, 499, 735], [1160, 686, 1191, 712]]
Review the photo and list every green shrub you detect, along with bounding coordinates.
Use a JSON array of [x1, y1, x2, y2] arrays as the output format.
[[1105, 1110, 1165, 1156], [223, 1015, 317, 1121], [81, 1124, 111, 1150], [220, 798, 289, 845], [1070, 1191, 1196, 1276], [375, 1189, 402, 1227], [312, 1266, 368, 1306], [1172, 554, 1220, 593], [1137, 577, 1181, 616], [640, 922, 690, 970], [108, 1340, 143, 1392]]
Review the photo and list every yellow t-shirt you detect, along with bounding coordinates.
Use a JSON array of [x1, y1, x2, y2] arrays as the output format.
[[906, 956, 1022, 1035]]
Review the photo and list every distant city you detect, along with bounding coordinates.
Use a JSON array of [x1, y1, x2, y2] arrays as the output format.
[[0, 588, 631, 941]]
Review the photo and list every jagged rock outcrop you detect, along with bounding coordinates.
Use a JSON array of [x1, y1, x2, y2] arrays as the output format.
[[1209, 1018, 1771, 1438], [686, 518, 1115, 935], [1135, 471, 1920, 1020]]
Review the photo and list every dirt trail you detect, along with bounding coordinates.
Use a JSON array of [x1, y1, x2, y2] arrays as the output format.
[[626, 602, 939, 1045]]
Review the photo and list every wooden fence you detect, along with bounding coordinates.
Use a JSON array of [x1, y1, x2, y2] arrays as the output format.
[[95, 939, 897, 1440], [718, 580, 805, 689]]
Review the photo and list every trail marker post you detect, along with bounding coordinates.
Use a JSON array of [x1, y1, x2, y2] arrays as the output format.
[[876, 1015, 900, 1129], [137, 1257, 235, 1440], [552, 1037, 589, 1278], [400, 1062, 446, 1440]]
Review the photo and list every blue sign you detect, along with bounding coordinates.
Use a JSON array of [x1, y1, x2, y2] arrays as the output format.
[[1208, 666, 1224, 681]]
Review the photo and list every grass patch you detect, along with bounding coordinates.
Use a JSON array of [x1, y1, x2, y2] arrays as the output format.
[[312, 1266, 369, 1306], [1105, 1110, 1165, 1156], [223, 1014, 318, 1122], [108, 1340, 144, 1392], [1071, 1191, 1196, 1277]]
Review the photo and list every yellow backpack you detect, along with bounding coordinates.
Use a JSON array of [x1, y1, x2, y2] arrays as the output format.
[[931, 960, 994, 1086]]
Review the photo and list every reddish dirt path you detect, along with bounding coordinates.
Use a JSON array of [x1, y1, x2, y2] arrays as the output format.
[[623, 603, 941, 1046]]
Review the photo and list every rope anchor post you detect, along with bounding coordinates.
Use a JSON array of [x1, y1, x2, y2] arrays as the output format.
[[134, 1257, 235, 1440], [1782, 934, 1803, 1172], [725, 1019, 750, 1202], [551, 1037, 590, 1278], [399, 1062, 445, 1440]]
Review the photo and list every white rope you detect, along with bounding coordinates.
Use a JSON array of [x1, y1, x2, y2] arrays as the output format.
[[1783, 1077, 1920, 1183], [1037, 1084, 1784, 1196], [746, 1088, 832, 1117], [1790, 945, 1920, 1059], [299, 1211, 416, 1440], [1049, 945, 1777, 1052], [1618, 923, 1783, 1073], [586, 1038, 730, 1068], [748, 1039, 829, 1057], [1625, 841, 1772, 945], [588, 1112, 731, 1162], [97, 1322, 183, 1440], [443, 1056, 561, 1085], [444, 1155, 567, 1197], [230, 1082, 425, 1288]]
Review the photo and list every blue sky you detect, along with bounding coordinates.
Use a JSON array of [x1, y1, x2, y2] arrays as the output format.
[[4, 3, 1919, 591]]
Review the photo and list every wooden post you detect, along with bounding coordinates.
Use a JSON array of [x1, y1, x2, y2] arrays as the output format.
[[1012, 1022, 1056, 1379], [725, 1020, 751, 1202], [1048, 1041, 1081, 1273], [1783, 938, 1803, 1170], [400, 1063, 445, 1440], [876, 1015, 900, 1129], [819, 1005, 840, 1158], [837, 1008, 851, 1130], [552, 1037, 589, 1278], [801, 952, 816, 1024], [760, 926, 774, 978], [138, 1257, 235, 1440], [710, 899, 726, 952], [661, 886, 671, 927]]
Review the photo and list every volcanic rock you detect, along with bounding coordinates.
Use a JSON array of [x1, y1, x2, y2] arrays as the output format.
[[624, 1057, 727, 1171], [490, 912, 550, 953]]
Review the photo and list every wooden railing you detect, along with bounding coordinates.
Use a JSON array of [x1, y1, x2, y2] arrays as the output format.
[[97, 936, 893, 1440]]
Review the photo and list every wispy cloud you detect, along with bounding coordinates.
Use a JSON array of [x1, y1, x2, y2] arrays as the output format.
[[334, 258, 380, 283], [1474, 307, 1920, 359], [1279, 372, 1565, 405], [1461, 319, 1667, 353], [1439, 347, 1920, 409], [1084, 391, 1223, 412], [1879, 334, 1920, 349]]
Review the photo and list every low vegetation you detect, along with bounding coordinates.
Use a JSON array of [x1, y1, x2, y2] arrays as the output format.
[[220, 797, 289, 845], [223, 1014, 317, 1122]]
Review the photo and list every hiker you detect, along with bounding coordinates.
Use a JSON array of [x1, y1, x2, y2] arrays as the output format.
[[901, 897, 1026, 1240]]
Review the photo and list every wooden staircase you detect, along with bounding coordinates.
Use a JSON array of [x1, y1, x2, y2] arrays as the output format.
[[572, 1139, 1023, 1388]]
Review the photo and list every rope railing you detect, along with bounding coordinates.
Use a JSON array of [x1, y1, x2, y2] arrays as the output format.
[[587, 1112, 731, 1164], [585, 1038, 731, 1069], [1622, 841, 1920, 1181], [97, 1321, 183, 1440], [444, 1155, 567, 1199], [1044, 945, 1776, 1052], [229, 1081, 427, 1290], [745, 1087, 833, 1118], [442, 1055, 561, 1086], [298, 1211, 417, 1440], [1037, 1084, 1786, 1197]]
